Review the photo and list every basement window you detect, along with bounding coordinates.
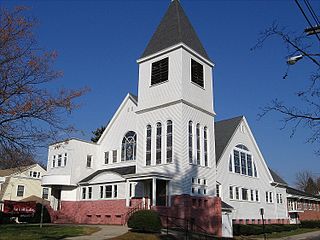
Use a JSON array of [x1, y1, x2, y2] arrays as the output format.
[[191, 59, 204, 88], [151, 57, 169, 85]]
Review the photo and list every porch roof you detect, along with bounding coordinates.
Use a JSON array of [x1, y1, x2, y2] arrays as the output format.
[[125, 172, 173, 181]]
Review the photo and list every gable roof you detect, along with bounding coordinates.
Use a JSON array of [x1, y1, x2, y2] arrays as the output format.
[[141, 0, 210, 61], [215, 116, 243, 163], [79, 166, 136, 183], [269, 168, 287, 186], [0, 164, 37, 177]]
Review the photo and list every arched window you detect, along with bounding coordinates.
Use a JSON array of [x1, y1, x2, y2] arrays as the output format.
[[233, 144, 256, 177], [121, 131, 136, 161], [196, 123, 200, 165], [204, 126, 208, 167], [146, 125, 152, 166], [156, 122, 162, 164], [166, 120, 173, 163], [188, 121, 193, 163]]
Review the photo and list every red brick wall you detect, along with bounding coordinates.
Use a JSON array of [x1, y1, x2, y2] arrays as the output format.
[[52, 195, 222, 236], [299, 210, 320, 221]]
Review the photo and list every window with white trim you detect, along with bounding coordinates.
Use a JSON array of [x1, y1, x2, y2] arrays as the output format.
[[204, 127, 208, 166], [166, 120, 173, 163], [196, 123, 200, 165], [104, 151, 109, 164], [188, 121, 193, 163], [86, 155, 92, 168], [151, 57, 169, 85], [191, 59, 204, 88], [229, 186, 234, 199], [112, 150, 117, 163], [121, 131, 137, 161], [17, 185, 24, 197], [156, 122, 162, 164], [146, 125, 152, 166], [232, 145, 256, 177], [42, 188, 49, 199]]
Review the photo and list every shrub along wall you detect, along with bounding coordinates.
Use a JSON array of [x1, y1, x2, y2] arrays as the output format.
[[233, 224, 299, 236]]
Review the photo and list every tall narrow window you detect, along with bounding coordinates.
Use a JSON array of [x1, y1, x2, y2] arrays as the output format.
[[234, 150, 240, 173], [242, 188, 248, 200], [253, 162, 258, 177], [188, 121, 193, 163], [146, 125, 152, 166], [104, 152, 109, 164], [88, 187, 92, 199], [121, 131, 137, 161], [166, 120, 173, 163], [100, 186, 103, 198], [58, 154, 62, 167], [229, 186, 234, 199], [82, 187, 86, 199], [255, 190, 259, 201], [235, 187, 239, 200], [52, 155, 56, 168], [114, 185, 118, 198], [196, 123, 200, 165], [204, 127, 208, 167], [86, 155, 92, 168], [191, 59, 204, 87], [151, 57, 169, 85], [64, 153, 67, 166], [250, 189, 254, 201], [105, 185, 112, 198], [229, 155, 233, 172], [112, 150, 117, 163], [241, 152, 247, 175], [156, 122, 162, 164], [247, 154, 252, 176], [42, 188, 49, 199]]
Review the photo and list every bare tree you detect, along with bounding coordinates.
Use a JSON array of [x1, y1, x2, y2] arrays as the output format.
[[295, 170, 318, 193], [0, 6, 89, 158], [253, 22, 320, 154]]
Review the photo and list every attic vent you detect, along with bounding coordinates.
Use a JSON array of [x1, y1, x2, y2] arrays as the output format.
[[151, 57, 169, 85], [191, 59, 204, 88]]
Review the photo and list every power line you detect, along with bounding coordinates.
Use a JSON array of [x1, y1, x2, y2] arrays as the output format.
[[295, 0, 320, 42], [304, 0, 320, 26]]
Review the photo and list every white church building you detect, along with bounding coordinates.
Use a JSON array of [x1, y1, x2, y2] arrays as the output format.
[[42, 0, 290, 237]]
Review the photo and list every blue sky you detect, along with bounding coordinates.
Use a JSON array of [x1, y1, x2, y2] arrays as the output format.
[[3, 0, 319, 186]]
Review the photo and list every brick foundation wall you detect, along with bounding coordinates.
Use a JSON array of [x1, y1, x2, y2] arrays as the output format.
[[299, 210, 320, 221], [52, 195, 222, 236], [233, 218, 290, 225]]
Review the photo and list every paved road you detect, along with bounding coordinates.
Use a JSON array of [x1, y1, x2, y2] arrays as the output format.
[[64, 225, 128, 240], [275, 230, 320, 240]]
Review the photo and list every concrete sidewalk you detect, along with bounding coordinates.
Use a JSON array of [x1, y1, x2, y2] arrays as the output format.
[[273, 230, 320, 240], [64, 225, 129, 240]]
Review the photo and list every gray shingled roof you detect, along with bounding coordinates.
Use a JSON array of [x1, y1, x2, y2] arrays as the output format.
[[221, 201, 234, 210], [286, 186, 320, 199], [215, 116, 243, 164], [141, 0, 210, 61], [269, 168, 287, 186], [79, 166, 136, 183]]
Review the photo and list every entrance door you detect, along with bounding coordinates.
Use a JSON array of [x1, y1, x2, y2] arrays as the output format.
[[52, 188, 61, 210], [156, 180, 167, 206]]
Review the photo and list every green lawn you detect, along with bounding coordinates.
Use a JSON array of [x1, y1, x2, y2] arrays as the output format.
[[0, 224, 100, 240]]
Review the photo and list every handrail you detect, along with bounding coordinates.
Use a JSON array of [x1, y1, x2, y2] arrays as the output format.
[[123, 200, 145, 224]]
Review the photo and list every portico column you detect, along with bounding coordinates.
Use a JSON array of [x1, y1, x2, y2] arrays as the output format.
[[125, 179, 130, 207], [152, 177, 156, 207]]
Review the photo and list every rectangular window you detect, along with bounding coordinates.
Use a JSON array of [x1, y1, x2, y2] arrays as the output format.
[[58, 154, 62, 167], [29, 171, 32, 177], [88, 187, 92, 199], [151, 57, 169, 85], [64, 153, 67, 166], [280, 194, 283, 204], [235, 187, 239, 200], [197, 179, 201, 184], [42, 188, 49, 199], [255, 190, 259, 202], [146, 125, 152, 166], [242, 188, 248, 200], [104, 152, 109, 164], [156, 123, 162, 164], [229, 186, 233, 199], [250, 189, 254, 201], [196, 124, 200, 165], [234, 150, 240, 173], [191, 59, 204, 87], [17, 185, 24, 197], [265, 192, 269, 203], [37, 172, 40, 178], [86, 155, 92, 168], [100, 186, 103, 198], [204, 127, 208, 167], [192, 177, 195, 184], [247, 154, 252, 176], [269, 192, 273, 203], [277, 193, 279, 204], [203, 189, 207, 195], [191, 187, 195, 194], [203, 179, 207, 185], [166, 121, 173, 163], [216, 184, 220, 197], [105, 185, 112, 198], [33, 172, 37, 178], [52, 155, 56, 168], [82, 187, 86, 199], [188, 122, 193, 164], [113, 150, 117, 163], [114, 185, 118, 198], [241, 152, 246, 175]]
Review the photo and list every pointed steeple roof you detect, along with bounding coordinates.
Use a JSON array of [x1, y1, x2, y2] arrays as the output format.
[[141, 0, 210, 61]]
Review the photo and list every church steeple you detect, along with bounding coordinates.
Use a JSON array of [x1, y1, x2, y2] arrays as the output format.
[[141, 0, 210, 61]]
